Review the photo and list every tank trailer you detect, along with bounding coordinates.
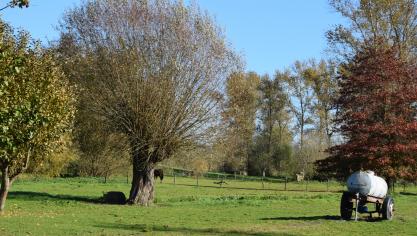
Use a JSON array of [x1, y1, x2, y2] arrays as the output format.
[[340, 171, 394, 221]]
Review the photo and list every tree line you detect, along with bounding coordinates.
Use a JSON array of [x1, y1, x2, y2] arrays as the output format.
[[215, 60, 338, 179], [0, 0, 416, 210]]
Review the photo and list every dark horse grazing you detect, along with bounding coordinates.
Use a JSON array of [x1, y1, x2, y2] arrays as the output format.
[[154, 169, 164, 183]]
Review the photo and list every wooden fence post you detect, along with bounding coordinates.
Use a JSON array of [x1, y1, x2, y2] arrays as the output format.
[[305, 179, 308, 192], [285, 176, 287, 191], [174, 173, 176, 185], [326, 179, 329, 192]]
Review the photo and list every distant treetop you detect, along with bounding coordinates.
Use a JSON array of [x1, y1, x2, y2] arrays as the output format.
[[0, 0, 29, 11]]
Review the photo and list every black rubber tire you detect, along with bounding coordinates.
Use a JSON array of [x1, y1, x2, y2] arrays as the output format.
[[382, 196, 394, 220], [340, 191, 353, 220]]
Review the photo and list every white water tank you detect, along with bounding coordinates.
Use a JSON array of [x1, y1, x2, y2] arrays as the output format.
[[346, 170, 388, 198]]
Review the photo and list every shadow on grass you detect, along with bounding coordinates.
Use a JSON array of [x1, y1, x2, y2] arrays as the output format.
[[261, 215, 386, 222], [95, 223, 297, 236], [260, 215, 340, 221], [170, 183, 342, 193], [8, 191, 101, 204], [399, 192, 417, 196]]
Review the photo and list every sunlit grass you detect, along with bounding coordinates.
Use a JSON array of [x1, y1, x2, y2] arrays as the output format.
[[0, 176, 415, 235]]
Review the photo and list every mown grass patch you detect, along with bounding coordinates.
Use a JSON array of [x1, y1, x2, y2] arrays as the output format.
[[0, 176, 415, 235]]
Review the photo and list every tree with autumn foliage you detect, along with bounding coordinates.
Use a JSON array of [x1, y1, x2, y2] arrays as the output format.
[[0, 20, 75, 212], [0, 0, 29, 11], [222, 72, 260, 173], [327, 0, 417, 62], [59, 0, 239, 206], [317, 42, 417, 182]]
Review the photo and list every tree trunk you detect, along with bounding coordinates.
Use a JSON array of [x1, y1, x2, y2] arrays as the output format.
[[0, 167, 11, 212], [127, 154, 154, 206]]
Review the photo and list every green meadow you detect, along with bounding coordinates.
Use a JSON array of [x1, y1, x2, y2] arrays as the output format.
[[0, 176, 416, 236]]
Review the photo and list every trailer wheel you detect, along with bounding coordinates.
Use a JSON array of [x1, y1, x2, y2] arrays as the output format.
[[382, 196, 394, 220], [340, 192, 353, 220]]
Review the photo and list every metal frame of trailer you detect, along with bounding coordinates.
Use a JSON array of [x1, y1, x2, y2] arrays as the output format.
[[340, 191, 394, 221]]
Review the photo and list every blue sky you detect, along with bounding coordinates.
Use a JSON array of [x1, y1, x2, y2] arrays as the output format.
[[1, 0, 345, 75]]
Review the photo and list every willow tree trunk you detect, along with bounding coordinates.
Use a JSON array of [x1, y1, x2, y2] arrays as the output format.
[[127, 152, 155, 206], [0, 167, 11, 212]]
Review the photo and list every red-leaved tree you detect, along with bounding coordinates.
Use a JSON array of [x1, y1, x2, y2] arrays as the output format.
[[317, 43, 417, 182]]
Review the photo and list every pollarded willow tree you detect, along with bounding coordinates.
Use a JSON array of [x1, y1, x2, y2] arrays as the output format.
[[58, 0, 240, 205], [0, 20, 75, 211]]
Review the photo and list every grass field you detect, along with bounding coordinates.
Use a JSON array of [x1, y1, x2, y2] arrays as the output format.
[[0, 176, 416, 235]]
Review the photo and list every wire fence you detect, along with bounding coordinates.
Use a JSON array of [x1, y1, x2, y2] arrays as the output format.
[[156, 167, 345, 193], [16, 166, 416, 195], [158, 166, 417, 194]]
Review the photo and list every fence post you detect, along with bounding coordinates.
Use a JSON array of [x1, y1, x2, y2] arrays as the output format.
[[285, 176, 287, 191], [174, 173, 176, 185], [327, 179, 329, 192], [305, 179, 308, 192], [196, 176, 199, 187]]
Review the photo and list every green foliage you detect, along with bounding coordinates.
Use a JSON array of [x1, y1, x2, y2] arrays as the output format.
[[72, 103, 130, 178], [27, 134, 78, 177], [249, 135, 293, 176], [0, 19, 75, 180], [249, 74, 293, 176]]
